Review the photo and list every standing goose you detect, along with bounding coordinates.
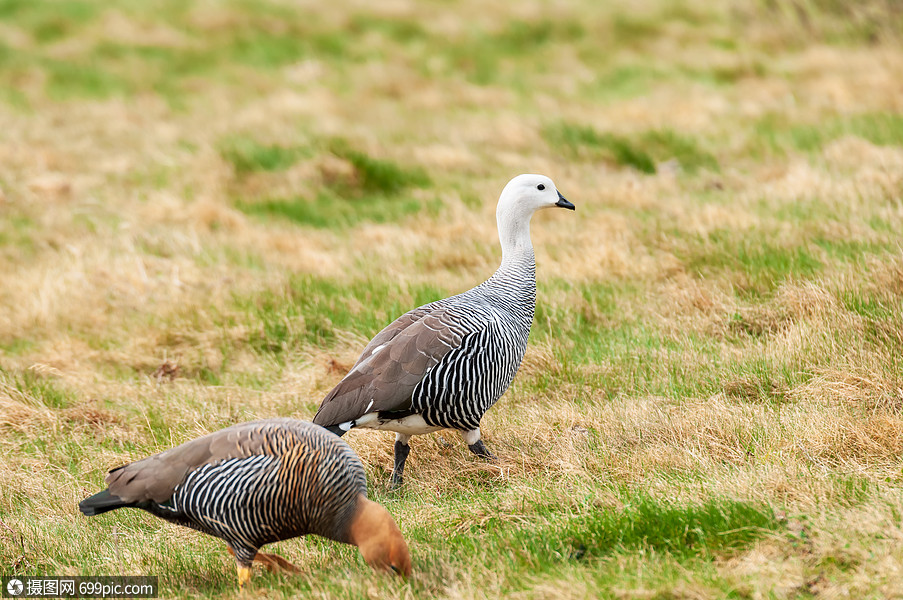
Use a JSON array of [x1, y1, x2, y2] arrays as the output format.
[[313, 174, 574, 486], [79, 419, 411, 589]]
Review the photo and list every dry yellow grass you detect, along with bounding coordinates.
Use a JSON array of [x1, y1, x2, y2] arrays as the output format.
[[1, 0, 903, 597]]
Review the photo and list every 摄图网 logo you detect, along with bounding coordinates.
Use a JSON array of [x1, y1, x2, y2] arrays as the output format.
[[6, 579, 24, 596]]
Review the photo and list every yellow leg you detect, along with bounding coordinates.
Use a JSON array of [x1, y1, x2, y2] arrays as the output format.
[[237, 565, 252, 590]]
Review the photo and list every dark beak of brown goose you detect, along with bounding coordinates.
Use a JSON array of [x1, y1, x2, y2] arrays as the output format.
[[555, 191, 575, 210]]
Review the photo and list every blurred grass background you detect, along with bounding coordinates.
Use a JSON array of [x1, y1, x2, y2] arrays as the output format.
[[1, 0, 903, 597]]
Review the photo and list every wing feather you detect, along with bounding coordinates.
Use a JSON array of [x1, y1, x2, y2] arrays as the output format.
[[103, 419, 302, 504], [312, 305, 489, 427]]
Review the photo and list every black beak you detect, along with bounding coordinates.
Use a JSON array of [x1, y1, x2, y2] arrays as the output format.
[[555, 191, 575, 211]]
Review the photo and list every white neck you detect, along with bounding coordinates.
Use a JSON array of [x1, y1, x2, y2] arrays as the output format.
[[497, 204, 536, 267]]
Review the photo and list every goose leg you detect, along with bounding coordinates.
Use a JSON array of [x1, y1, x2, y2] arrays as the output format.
[[229, 545, 258, 590], [391, 433, 411, 488], [463, 428, 497, 461], [237, 565, 252, 590]]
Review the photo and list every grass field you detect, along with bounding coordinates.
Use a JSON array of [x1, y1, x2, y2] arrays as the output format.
[[2, 0, 903, 597]]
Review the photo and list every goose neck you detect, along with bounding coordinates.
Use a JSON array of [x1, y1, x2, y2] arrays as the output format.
[[497, 211, 535, 265]]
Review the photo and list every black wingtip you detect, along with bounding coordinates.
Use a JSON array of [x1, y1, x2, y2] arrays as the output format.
[[79, 489, 129, 517], [319, 424, 347, 438]]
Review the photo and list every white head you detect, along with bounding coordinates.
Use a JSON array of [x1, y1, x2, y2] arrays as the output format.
[[496, 174, 574, 260]]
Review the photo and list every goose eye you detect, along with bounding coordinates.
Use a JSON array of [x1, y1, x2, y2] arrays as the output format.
[[537, 184, 545, 190]]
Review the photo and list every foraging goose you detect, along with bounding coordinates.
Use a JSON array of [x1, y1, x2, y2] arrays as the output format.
[[313, 174, 574, 485], [79, 419, 411, 588]]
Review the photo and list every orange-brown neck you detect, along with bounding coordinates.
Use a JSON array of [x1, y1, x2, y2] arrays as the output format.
[[348, 495, 412, 578]]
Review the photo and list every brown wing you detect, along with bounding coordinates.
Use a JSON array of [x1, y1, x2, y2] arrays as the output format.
[[344, 305, 432, 370], [104, 419, 293, 504], [312, 306, 470, 427]]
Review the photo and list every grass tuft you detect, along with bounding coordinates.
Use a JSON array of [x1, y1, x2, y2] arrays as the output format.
[[327, 141, 431, 196], [677, 232, 824, 297], [0, 0, 99, 42], [234, 275, 447, 356], [220, 138, 309, 175], [544, 123, 718, 174], [565, 496, 781, 558], [235, 142, 431, 228], [755, 111, 903, 153], [3, 368, 73, 410]]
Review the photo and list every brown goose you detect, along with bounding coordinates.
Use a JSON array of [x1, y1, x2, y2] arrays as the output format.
[[313, 174, 574, 485], [79, 419, 411, 588]]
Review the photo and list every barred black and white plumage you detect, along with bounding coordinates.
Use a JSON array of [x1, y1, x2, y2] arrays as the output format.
[[410, 259, 536, 432], [313, 174, 575, 486], [79, 418, 411, 588]]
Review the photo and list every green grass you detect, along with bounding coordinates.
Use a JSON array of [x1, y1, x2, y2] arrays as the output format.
[[0, 214, 37, 260], [348, 15, 429, 44], [0, 0, 99, 42], [439, 19, 587, 85], [329, 142, 431, 196], [755, 111, 903, 154], [235, 143, 431, 228], [236, 192, 427, 229], [683, 236, 824, 296], [584, 64, 663, 100], [841, 290, 898, 320], [44, 59, 132, 100], [544, 123, 718, 174], [401, 492, 781, 591], [563, 496, 780, 558], [4, 368, 74, 410], [220, 138, 310, 175], [0, 0, 353, 105], [234, 275, 447, 355]]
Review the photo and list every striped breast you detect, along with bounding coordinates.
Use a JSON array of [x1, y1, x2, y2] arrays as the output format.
[[149, 420, 366, 560], [413, 255, 536, 430]]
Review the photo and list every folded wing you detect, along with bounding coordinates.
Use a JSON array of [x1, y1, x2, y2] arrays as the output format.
[[313, 305, 483, 427], [102, 421, 293, 504]]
